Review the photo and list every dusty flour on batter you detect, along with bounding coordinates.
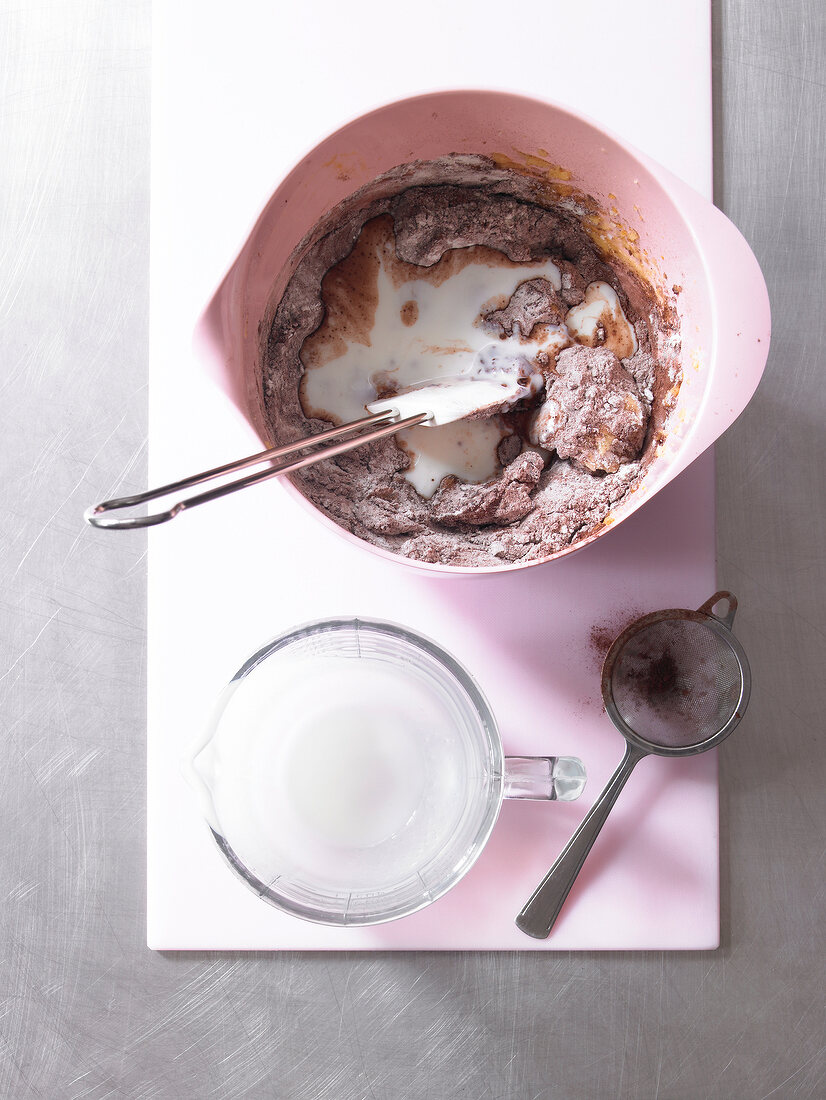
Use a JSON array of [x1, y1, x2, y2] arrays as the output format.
[[262, 157, 680, 567]]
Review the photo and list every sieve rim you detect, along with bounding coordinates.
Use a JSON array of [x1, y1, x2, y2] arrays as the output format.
[[600, 606, 751, 757]]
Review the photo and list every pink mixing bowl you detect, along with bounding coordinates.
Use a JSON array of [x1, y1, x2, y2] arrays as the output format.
[[196, 89, 770, 574]]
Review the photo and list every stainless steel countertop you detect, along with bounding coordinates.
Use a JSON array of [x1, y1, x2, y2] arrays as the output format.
[[2, 2, 824, 1097]]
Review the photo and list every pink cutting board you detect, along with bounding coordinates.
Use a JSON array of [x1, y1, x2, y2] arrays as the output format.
[[147, 0, 716, 950]]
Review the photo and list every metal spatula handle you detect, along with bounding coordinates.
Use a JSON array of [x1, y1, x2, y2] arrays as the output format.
[[516, 742, 648, 939], [85, 409, 429, 530]]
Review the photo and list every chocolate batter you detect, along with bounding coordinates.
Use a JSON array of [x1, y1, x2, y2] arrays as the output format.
[[262, 157, 680, 567]]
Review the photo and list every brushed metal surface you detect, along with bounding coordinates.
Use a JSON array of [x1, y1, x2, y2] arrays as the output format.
[[1, 1, 824, 1097]]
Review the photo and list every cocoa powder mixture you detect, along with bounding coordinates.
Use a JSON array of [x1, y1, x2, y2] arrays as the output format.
[[262, 157, 680, 567]]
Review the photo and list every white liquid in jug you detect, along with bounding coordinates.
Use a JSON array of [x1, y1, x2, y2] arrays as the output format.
[[193, 649, 477, 892], [278, 662, 431, 849]]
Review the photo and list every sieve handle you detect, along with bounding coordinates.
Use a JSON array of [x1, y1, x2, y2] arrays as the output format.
[[516, 742, 648, 939]]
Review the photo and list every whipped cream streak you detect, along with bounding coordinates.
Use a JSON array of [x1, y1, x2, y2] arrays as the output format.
[[300, 230, 639, 498], [565, 281, 638, 359], [301, 249, 568, 497]]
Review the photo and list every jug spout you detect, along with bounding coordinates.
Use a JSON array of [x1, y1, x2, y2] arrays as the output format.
[[181, 710, 225, 834]]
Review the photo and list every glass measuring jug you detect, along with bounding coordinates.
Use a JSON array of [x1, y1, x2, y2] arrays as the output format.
[[187, 618, 586, 926]]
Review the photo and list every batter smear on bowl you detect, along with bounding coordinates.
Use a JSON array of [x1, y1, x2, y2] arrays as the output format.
[[263, 157, 681, 566]]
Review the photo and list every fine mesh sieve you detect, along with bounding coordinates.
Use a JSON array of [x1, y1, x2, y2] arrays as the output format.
[[604, 598, 749, 754], [516, 591, 751, 939]]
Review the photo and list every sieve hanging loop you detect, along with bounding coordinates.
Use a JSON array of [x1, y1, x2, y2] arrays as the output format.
[[697, 590, 737, 630]]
